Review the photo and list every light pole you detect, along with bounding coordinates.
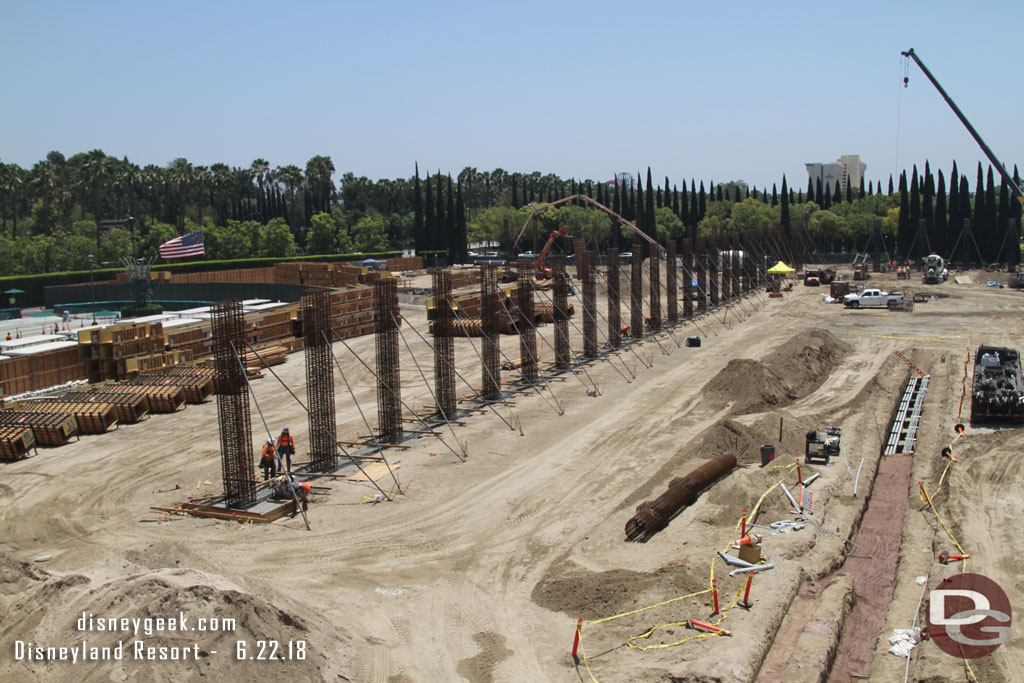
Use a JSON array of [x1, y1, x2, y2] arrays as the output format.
[[88, 253, 96, 324]]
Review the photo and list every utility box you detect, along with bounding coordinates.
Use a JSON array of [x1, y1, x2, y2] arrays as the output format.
[[830, 282, 851, 299], [805, 427, 841, 465], [760, 444, 775, 467]]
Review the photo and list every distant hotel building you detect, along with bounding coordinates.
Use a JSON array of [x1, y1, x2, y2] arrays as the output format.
[[806, 155, 866, 194]]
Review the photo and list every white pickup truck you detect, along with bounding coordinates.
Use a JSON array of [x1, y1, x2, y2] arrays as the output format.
[[843, 288, 904, 309]]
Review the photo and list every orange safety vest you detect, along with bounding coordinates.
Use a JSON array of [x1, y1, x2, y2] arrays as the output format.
[[276, 432, 295, 450], [261, 444, 274, 462]]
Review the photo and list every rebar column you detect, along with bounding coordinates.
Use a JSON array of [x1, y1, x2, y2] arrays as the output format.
[[551, 254, 571, 369], [212, 300, 256, 507], [303, 290, 337, 471], [648, 244, 661, 331], [514, 260, 538, 383], [721, 246, 731, 302], [683, 239, 694, 319], [733, 248, 743, 297], [480, 264, 502, 400], [607, 248, 621, 347], [666, 239, 678, 324], [696, 241, 708, 314], [630, 241, 644, 338], [580, 248, 598, 357], [708, 250, 719, 308], [431, 269, 457, 417], [374, 278, 402, 443]]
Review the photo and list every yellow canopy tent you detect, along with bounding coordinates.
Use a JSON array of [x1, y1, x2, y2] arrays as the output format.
[[766, 261, 796, 274]]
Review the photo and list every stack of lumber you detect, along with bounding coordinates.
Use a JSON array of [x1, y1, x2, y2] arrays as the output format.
[[385, 256, 423, 271], [0, 410, 78, 446], [164, 322, 212, 361], [0, 425, 35, 460], [79, 321, 168, 382], [450, 268, 483, 289], [242, 345, 287, 374], [0, 345, 87, 398]]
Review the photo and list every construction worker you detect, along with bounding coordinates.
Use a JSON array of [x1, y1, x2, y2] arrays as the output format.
[[295, 481, 312, 511], [276, 426, 295, 472], [260, 440, 277, 480]]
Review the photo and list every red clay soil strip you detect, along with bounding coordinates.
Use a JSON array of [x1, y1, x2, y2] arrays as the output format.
[[829, 455, 914, 681]]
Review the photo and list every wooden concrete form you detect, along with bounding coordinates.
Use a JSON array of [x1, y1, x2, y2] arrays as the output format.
[[151, 499, 296, 523]]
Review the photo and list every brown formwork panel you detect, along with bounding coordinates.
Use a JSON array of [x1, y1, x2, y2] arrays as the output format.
[[15, 401, 118, 434], [103, 385, 186, 412], [0, 410, 78, 446], [0, 426, 35, 460]]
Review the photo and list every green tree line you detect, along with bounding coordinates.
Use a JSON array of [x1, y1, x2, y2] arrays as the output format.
[[0, 151, 1020, 277]]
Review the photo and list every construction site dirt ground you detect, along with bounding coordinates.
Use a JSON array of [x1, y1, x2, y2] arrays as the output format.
[[2, 267, 1023, 682]]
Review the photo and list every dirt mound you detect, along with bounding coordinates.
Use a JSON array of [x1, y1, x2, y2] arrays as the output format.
[[702, 329, 851, 414], [0, 561, 346, 682], [532, 561, 705, 620]]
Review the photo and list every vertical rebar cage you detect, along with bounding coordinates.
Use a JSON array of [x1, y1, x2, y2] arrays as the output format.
[[212, 300, 256, 507], [697, 242, 708, 313], [580, 248, 598, 358], [666, 239, 678, 324], [721, 245, 731, 301], [733, 249, 743, 296], [374, 278, 402, 443], [303, 290, 337, 471], [648, 245, 661, 331], [551, 254, 571, 368], [432, 269, 457, 417], [480, 265, 501, 400], [516, 260, 538, 383], [708, 249, 719, 308], [630, 241, 643, 337], [683, 239, 694, 319], [607, 248, 621, 347]]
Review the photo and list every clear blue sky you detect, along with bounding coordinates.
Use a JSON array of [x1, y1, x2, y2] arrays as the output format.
[[2, 0, 1022, 192]]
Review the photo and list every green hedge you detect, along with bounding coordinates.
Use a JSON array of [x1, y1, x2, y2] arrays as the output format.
[[0, 251, 402, 308]]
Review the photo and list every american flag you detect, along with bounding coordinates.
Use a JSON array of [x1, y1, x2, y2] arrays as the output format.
[[159, 231, 205, 260]]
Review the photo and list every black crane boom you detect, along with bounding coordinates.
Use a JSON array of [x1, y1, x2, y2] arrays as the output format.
[[902, 47, 1024, 203]]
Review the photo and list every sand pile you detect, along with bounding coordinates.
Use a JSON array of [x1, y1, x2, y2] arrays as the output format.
[[702, 329, 851, 414], [532, 561, 706, 620], [0, 556, 345, 682]]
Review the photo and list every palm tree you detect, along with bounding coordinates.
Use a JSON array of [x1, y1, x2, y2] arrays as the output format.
[[168, 158, 194, 233], [275, 164, 303, 226], [251, 158, 270, 221], [30, 161, 59, 235], [305, 155, 335, 215]]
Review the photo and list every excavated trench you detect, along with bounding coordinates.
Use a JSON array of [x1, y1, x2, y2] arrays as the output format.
[[753, 392, 918, 682]]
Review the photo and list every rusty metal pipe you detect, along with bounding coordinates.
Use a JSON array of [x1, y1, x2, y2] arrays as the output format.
[[625, 452, 737, 541]]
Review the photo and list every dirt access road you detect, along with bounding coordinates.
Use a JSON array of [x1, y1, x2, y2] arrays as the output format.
[[1, 267, 1022, 682]]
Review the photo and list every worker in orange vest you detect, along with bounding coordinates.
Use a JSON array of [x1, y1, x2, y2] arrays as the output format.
[[296, 481, 312, 511], [276, 426, 295, 472], [260, 440, 277, 480]]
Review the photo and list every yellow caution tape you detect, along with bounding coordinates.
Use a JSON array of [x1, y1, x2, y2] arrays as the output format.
[[577, 463, 798, 682]]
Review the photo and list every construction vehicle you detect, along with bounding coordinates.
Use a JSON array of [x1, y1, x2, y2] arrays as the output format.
[[902, 48, 1024, 219], [805, 427, 841, 465], [971, 345, 1024, 422], [852, 254, 870, 281], [921, 254, 948, 284], [843, 288, 904, 309], [513, 195, 667, 259], [804, 267, 835, 286], [534, 226, 569, 279]]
